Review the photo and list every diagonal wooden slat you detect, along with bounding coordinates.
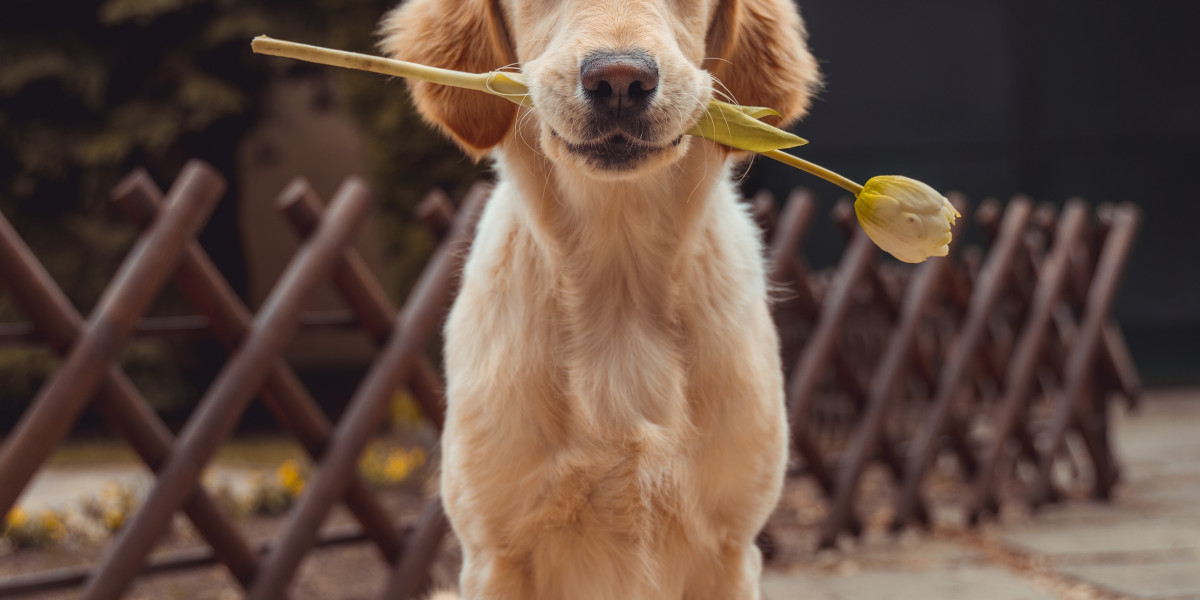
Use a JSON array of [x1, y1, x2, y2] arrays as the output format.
[[785, 210, 877, 496], [766, 189, 818, 330], [819, 244, 952, 547], [976, 200, 1129, 509], [964, 200, 1089, 523], [969, 199, 1053, 478], [277, 180, 451, 429], [79, 178, 373, 600], [892, 197, 1032, 530], [246, 184, 488, 600], [0, 161, 224, 519], [0, 205, 260, 593], [380, 497, 452, 600], [113, 173, 407, 562], [820, 196, 975, 528], [1027, 203, 1141, 507], [279, 179, 464, 600]]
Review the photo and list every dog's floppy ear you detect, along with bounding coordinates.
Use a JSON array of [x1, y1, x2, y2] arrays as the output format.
[[704, 0, 822, 129], [380, 0, 517, 158]]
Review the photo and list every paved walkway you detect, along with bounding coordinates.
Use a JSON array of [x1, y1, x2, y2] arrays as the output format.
[[17, 465, 261, 513], [764, 387, 1200, 600]]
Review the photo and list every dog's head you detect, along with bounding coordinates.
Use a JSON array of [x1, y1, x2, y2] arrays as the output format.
[[382, 0, 820, 177]]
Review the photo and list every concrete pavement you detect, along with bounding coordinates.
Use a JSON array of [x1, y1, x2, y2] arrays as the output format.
[[764, 387, 1200, 600]]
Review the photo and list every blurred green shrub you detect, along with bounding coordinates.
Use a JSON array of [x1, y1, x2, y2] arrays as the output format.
[[0, 0, 483, 427]]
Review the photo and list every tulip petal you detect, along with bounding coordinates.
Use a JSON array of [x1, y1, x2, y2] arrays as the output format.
[[854, 175, 958, 263]]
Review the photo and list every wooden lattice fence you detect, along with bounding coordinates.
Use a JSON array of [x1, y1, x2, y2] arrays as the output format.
[[0, 160, 1140, 597]]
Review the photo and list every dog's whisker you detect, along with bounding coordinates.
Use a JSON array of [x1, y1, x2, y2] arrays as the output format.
[[708, 73, 740, 107]]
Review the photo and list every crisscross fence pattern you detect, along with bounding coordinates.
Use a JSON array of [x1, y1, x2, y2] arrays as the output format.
[[0, 160, 1140, 598], [757, 188, 1141, 549], [0, 160, 476, 599]]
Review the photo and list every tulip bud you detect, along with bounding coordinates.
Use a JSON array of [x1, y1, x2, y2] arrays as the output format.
[[854, 176, 960, 263]]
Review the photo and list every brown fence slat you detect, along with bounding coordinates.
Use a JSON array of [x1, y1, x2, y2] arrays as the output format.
[[380, 498, 452, 600], [0, 161, 224, 519], [964, 200, 1089, 522], [819, 249, 951, 547], [277, 180, 448, 428], [0, 207, 260, 591], [766, 189, 819, 320], [785, 215, 877, 496], [245, 184, 488, 600], [892, 198, 1032, 529], [1028, 203, 1141, 506], [79, 178, 372, 600], [113, 174, 407, 562]]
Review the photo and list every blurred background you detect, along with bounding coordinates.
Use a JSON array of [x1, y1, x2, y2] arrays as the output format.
[[4, 1, 1195, 432], [1, 0, 1196, 423], [0, 0, 484, 430], [1, 1, 1198, 597], [760, 0, 1199, 386]]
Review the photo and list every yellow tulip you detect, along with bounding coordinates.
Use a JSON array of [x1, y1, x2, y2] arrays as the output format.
[[854, 176, 960, 263]]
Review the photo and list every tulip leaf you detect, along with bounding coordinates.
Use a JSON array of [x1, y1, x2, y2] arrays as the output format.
[[737, 106, 782, 120], [685, 100, 807, 152]]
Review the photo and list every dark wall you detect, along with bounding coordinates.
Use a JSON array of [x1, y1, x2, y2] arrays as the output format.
[[751, 1, 1200, 384]]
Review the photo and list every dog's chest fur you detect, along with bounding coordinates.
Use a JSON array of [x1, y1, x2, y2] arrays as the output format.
[[439, 140, 787, 596]]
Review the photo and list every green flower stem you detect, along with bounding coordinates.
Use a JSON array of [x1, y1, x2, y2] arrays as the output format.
[[252, 36, 862, 192], [253, 36, 492, 92], [252, 36, 533, 107], [760, 149, 864, 195]]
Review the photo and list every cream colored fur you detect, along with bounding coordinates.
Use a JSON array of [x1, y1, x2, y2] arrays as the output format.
[[381, 0, 820, 597]]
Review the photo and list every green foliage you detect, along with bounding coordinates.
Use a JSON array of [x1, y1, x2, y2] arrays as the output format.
[[0, 347, 57, 431], [0, 0, 485, 426]]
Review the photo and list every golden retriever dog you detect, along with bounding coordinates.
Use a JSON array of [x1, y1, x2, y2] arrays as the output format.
[[381, 0, 819, 597]]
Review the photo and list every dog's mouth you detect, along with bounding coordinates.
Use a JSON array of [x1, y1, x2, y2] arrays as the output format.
[[553, 130, 685, 171]]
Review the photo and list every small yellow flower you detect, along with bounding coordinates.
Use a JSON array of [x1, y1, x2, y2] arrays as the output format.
[[276, 460, 307, 496], [39, 510, 66, 541], [5, 507, 28, 530], [383, 456, 411, 482], [854, 176, 960, 263], [390, 391, 425, 427], [103, 509, 124, 531]]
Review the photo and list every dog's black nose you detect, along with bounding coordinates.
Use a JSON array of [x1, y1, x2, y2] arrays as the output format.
[[580, 52, 658, 121]]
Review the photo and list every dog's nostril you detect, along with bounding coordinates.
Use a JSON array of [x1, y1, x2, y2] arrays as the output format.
[[580, 51, 659, 117]]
